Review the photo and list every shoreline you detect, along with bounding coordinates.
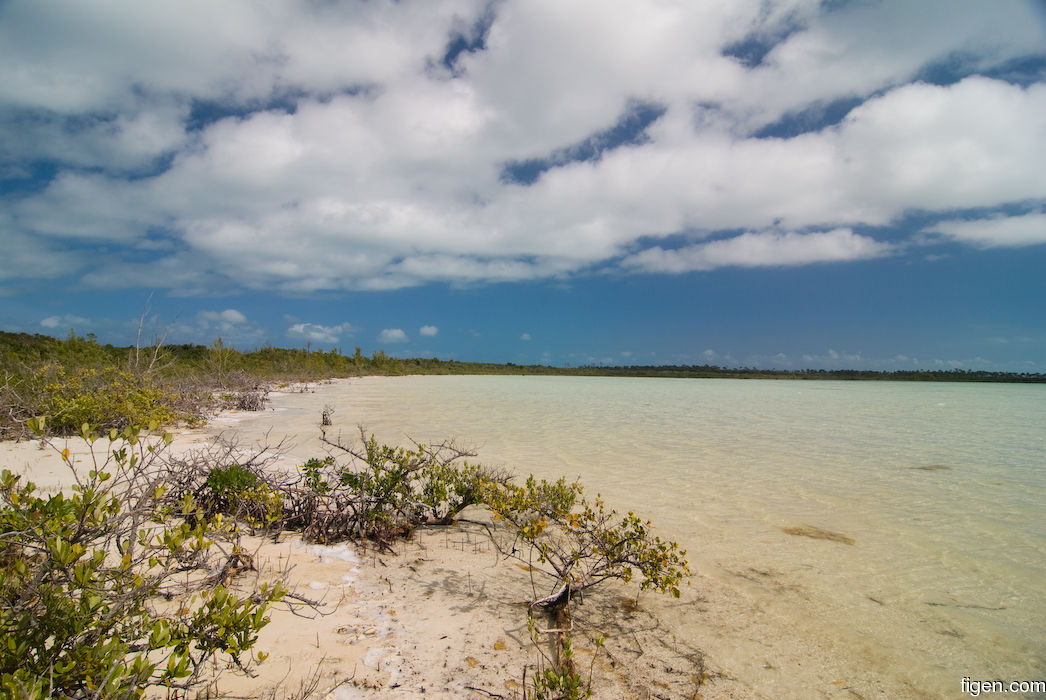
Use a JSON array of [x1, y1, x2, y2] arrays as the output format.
[[1, 422, 733, 698], [5, 375, 1004, 698]]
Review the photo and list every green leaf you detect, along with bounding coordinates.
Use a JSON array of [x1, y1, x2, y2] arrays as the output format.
[[27, 416, 46, 435]]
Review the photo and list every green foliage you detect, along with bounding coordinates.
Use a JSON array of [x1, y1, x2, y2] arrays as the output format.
[[201, 464, 283, 533], [285, 430, 506, 545], [486, 476, 691, 610], [487, 478, 683, 698], [0, 428, 282, 698], [525, 614, 589, 700], [1, 360, 182, 439], [40, 364, 180, 432], [336, 433, 506, 530], [335, 435, 422, 531], [205, 463, 260, 495], [523, 616, 609, 700], [417, 459, 492, 524], [301, 457, 334, 494]]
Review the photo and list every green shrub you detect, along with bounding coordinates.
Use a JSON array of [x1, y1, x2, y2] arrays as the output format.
[[301, 457, 333, 494], [202, 464, 283, 533], [275, 430, 510, 546], [205, 463, 260, 495], [485, 476, 691, 611], [335, 435, 426, 532], [485, 476, 688, 698], [417, 459, 497, 525], [524, 613, 592, 700], [31, 364, 181, 435], [0, 424, 283, 698], [308, 430, 509, 543]]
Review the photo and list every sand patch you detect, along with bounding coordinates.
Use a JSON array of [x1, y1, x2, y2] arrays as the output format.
[[215, 520, 727, 698]]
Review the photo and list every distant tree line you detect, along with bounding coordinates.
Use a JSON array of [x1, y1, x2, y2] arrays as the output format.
[[563, 364, 1046, 383], [3, 330, 1043, 384], [2, 329, 1042, 439]]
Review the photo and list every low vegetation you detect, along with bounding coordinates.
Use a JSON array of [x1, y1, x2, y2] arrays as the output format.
[[25, 327, 1021, 695], [483, 476, 691, 696], [0, 421, 284, 699], [3, 328, 1042, 440], [10, 325, 1036, 696], [2, 402, 692, 698]]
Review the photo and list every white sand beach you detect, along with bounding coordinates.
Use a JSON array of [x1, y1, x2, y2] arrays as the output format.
[[3, 377, 991, 699], [2, 428, 729, 699]]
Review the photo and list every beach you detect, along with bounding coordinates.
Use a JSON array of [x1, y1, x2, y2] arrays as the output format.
[[5, 376, 1043, 698], [2, 419, 732, 698]]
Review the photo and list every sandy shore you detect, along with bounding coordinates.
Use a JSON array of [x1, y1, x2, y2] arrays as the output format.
[[2, 424, 728, 699], [3, 379, 953, 699]]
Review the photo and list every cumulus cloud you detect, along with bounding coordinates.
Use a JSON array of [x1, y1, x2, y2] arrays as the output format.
[[188, 308, 264, 343], [520, 332, 531, 341], [624, 229, 892, 273], [701, 349, 738, 366], [795, 348, 872, 369], [419, 325, 439, 336], [1, 0, 1044, 294], [287, 322, 355, 344], [198, 309, 247, 325], [378, 328, 409, 343], [925, 211, 1046, 248]]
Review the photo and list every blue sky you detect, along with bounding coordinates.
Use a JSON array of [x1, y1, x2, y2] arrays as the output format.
[[2, 0, 1045, 371]]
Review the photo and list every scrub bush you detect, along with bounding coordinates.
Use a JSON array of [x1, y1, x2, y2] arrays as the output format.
[[282, 428, 510, 547], [0, 422, 283, 699], [12, 364, 181, 437], [484, 475, 690, 695], [201, 464, 284, 534], [485, 476, 690, 611]]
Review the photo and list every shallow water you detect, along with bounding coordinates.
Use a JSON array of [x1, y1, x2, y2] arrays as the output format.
[[210, 376, 1046, 697]]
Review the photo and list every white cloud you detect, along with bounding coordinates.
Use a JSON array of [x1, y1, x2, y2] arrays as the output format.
[[1, 102, 189, 176], [419, 325, 439, 336], [520, 332, 531, 341], [191, 308, 262, 343], [925, 212, 1046, 248], [828, 78, 1046, 217], [378, 328, 409, 343], [0, 227, 86, 280], [701, 349, 738, 365], [800, 348, 866, 367], [41, 314, 90, 329], [624, 229, 892, 273], [287, 322, 355, 344], [12, 172, 168, 242], [0, 2, 471, 113], [1, 1, 1044, 293], [727, 0, 1046, 132], [198, 309, 247, 325]]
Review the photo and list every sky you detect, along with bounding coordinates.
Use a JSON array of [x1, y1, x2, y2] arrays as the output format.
[[1, 0, 1045, 371]]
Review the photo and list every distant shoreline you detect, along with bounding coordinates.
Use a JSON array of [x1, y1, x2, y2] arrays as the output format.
[[421, 363, 1046, 383], [3, 329, 1043, 384]]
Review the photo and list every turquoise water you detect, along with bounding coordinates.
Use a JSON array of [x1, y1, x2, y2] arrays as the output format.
[[215, 376, 1046, 696]]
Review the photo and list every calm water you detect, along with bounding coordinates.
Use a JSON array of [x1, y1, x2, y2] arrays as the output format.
[[214, 376, 1046, 696]]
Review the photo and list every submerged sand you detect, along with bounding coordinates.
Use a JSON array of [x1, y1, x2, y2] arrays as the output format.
[[2, 378, 957, 699]]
